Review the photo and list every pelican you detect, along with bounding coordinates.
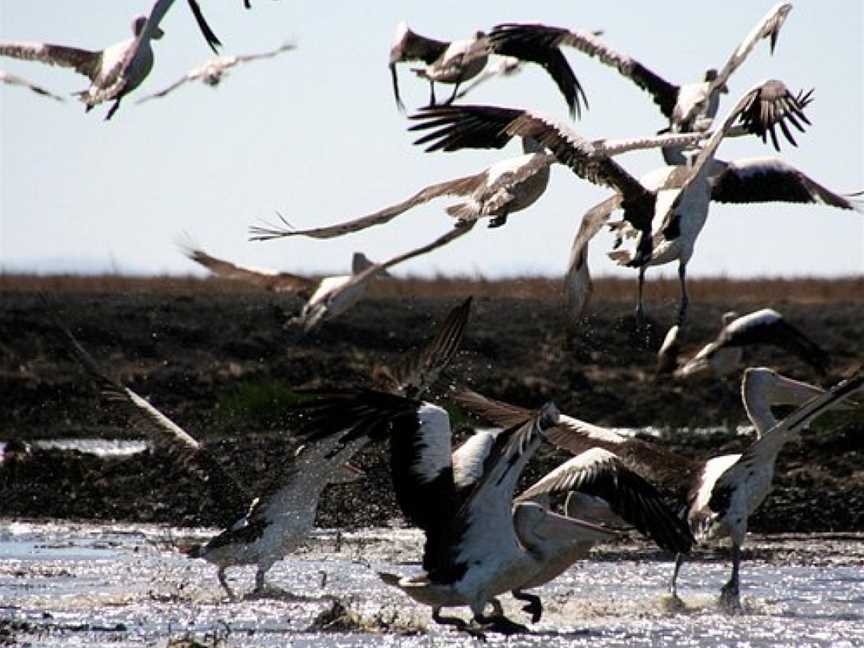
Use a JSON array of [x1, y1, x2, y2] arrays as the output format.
[[0, 69, 63, 101], [506, 445, 694, 621], [602, 80, 812, 328], [408, 81, 805, 280], [137, 42, 295, 103], [53, 301, 469, 599], [487, 3, 791, 137], [249, 131, 707, 240], [294, 388, 610, 635], [565, 156, 861, 326], [181, 243, 383, 332], [253, 221, 480, 333], [0, 0, 221, 119], [455, 368, 863, 609], [666, 308, 830, 378], [389, 21, 585, 116]]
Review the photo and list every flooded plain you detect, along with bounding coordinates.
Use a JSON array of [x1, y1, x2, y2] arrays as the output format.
[[1, 520, 862, 647]]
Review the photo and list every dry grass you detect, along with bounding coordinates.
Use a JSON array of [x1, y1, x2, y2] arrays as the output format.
[[1, 273, 862, 303]]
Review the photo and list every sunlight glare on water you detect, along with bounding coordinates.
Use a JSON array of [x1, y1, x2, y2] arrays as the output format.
[[0, 522, 862, 647]]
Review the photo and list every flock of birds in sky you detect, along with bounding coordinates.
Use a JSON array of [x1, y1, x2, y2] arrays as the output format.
[[4, 0, 863, 638]]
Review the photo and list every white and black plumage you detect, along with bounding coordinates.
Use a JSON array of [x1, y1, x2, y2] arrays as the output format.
[[0, 0, 220, 119], [504, 446, 694, 621], [249, 129, 709, 242], [487, 3, 792, 135], [456, 368, 861, 608], [389, 21, 585, 116], [0, 69, 63, 101], [603, 79, 813, 327], [407, 101, 783, 269], [137, 42, 295, 103], [679, 369, 863, 608], [182, 244, 382, 332], [294, 390, 615, 635], [565, 155, 860, 325], [673, 308, 830, 378], [53, 301, 468, 600]]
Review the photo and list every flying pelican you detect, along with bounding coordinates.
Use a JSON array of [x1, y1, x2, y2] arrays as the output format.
[[0, 69, 63, 101], [660, 308, 830, 378], [565, 157, 861, 326], [455, 367, 863, 609], [602, 80, 812, 328], [137, 42, 295, 103], [486, 3, 792, 137], [389, 21, 585, 116], [53, 300, 470, 599], [249, 132, 707, 240], [408, 80, 805, 280], [0, 0, 221, 119], [181, 243, 384, 332]]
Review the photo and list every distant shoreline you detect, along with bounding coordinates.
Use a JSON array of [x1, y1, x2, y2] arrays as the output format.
[[2, 273, 862, 303]]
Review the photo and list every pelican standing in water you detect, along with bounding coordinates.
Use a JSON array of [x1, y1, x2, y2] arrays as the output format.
[[454, 368, 862, 608]]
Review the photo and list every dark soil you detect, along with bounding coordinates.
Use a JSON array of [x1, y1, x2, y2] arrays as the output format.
[[1, 283, 862, 533]]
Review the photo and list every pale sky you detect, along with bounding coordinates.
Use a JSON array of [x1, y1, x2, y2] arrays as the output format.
[[0, 1, 862, 280]]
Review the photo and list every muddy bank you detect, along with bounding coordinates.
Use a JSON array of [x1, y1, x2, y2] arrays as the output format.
[[1, 283, 862, 531]]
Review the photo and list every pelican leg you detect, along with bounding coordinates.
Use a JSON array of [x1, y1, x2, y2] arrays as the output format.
[[719, 543, 742, 611], [669, 553, 685, 598], [429, 81, 437, 106], [634, 267, 647, 327], [511, 589, 543, 623], [676, 262, 689, 328], [217, 566, 237, 601], [488, 212, 509, 228], [105, 98, 122, 121], [444, 80, 462, 105], [432, 607, 486, 639], [474, 612, 530, 635]]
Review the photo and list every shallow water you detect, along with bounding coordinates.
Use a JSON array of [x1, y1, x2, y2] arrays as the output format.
[[1, 521, 862, 647]]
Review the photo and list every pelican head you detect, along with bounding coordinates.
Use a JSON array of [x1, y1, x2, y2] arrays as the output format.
[[721, 311, 740, 327], [132, 15, 164, 39], [704, 69, 728, 94]]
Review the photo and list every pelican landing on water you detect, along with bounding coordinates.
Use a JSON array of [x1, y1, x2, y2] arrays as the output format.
[[456, 368, 864, 610], [51, 298, 471, 600], [0, 0, 221, 119]]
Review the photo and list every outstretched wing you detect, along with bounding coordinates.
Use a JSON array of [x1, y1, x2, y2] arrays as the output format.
[[0, 42, 101, 80], [710, 157, 862, 211], [518, 448, 694, 554], [234, 41, 296, 65], [248, 172, 486, 241], [710, 3, 792, 94], [181, 243, 316, 296], [53, 316, 251, 527], [0, 69, 64, 101], [487, 24, 586, 118], [563, 194, 622, 323], [489, 23, 679, 120], [136, 73, 195, 102], [375, 297, 472, 398]]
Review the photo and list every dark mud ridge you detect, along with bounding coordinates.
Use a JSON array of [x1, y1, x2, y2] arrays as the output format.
[[1, 290, 862, 532]]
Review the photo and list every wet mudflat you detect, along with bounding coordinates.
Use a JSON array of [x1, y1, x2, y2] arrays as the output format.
[[1, 520, 863, 647]]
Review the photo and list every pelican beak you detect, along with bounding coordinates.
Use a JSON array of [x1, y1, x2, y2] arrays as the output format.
[[772, 374, 829, 407], [335, 462, 366, 483]]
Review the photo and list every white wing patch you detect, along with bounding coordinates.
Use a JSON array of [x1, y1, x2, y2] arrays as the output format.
[[412, 403, 453, 484]]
